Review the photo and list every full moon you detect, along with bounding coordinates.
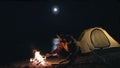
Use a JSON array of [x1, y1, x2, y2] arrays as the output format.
[[53, 8, 58, 12], [52, 6, 59, 14]]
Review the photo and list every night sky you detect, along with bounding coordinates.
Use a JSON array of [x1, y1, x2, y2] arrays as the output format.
[[0, 0, 120, 63]]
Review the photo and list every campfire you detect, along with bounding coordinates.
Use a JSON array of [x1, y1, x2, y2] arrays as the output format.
[[30, 49, 51, 67]]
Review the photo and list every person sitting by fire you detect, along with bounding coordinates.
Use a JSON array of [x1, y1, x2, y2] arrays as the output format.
[[46, 34, 80, 64]]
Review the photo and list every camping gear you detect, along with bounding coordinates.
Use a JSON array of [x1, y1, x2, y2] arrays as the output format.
[[76, 27, 120, 53]]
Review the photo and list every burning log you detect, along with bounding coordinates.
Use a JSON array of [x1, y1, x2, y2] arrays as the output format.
[[30, 49, 51, 67]]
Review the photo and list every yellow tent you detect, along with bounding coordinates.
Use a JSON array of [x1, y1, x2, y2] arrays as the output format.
[[76, 27, 120, 53]]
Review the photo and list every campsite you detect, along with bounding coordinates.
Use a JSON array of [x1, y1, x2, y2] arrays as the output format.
[[1, 27, 120, 68], [1, 0, 120, 68]]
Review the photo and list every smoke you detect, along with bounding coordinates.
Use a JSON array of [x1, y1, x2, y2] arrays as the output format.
[[51, 38, 60, 51]]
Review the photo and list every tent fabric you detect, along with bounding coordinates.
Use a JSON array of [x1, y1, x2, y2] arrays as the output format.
[[77, 27, 120, 53]]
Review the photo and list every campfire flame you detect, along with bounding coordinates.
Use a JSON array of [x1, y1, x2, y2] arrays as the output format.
[[30, 50, 48, 66]]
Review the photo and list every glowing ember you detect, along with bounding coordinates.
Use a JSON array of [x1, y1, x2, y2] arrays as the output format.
[[30, 49, 50, 66]]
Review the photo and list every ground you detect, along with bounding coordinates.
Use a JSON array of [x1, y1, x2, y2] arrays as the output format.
[[0, 47, 120, 68]]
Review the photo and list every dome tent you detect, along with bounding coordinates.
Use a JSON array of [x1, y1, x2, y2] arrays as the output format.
[[76, 27, 120, 53]]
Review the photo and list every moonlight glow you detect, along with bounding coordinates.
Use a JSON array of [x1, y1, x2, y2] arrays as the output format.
[[53, 8, 58, 12], [52, 6, 59, 14]]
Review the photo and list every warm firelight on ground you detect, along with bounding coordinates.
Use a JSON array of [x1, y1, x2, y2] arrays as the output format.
[[30, 49, 50, 67]]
